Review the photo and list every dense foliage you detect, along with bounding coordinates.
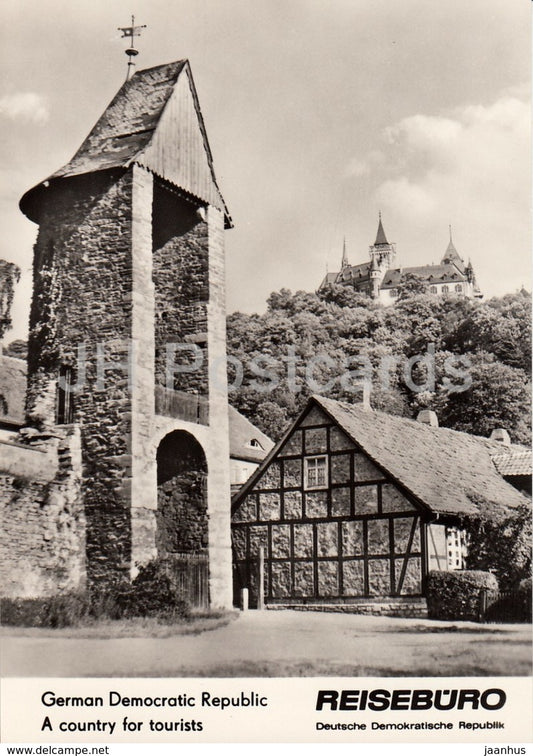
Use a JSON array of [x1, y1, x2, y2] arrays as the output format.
[[0, 260, 20, 340], [227, 285, 531, 444], [462, 503, 532, 591], [426, 570, 498, 621]]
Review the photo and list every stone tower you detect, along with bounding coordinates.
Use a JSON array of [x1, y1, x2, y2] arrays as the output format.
[[369, 214, 395, 298], [18, 61, 233, 608]]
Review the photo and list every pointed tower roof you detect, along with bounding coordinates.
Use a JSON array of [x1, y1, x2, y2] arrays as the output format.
[[20, 60, 232, 227], [341, 237, 349, 268], [441, 225, 464, 269], [374, 212, 389, 246]]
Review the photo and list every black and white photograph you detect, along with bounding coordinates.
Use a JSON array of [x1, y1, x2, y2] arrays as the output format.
[[0, 0, 531, 746]]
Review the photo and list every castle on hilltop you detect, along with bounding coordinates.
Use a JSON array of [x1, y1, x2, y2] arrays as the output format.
[[320, 215, 483, 304]]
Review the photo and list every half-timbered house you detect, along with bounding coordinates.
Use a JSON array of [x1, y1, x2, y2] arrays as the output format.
[[231, 395, 529, 611]]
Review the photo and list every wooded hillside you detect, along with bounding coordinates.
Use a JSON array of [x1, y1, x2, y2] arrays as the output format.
[[227, 284, 531, 445]]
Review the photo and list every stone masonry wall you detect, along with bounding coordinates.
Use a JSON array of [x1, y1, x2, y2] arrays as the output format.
[[205, 205, 232, 609], [0, 427, 86, 598], [26, 169, 135, 592], [152, 180, 209, 396]]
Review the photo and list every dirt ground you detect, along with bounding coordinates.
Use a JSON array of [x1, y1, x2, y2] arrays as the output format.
[[1, 610, 531, 677]]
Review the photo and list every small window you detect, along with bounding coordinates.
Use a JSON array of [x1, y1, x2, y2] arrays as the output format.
[[455, 284, 462, 293], [442, 285, 449, 294], [430, 286, 437, 294], [56, 366, 75, 425], [0, 393, 7, 415], [248, 438, 263, 449], [304, 455, 328, 490]]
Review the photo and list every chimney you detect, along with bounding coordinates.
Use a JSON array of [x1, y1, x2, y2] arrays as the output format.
[[490, 428, 511, 446], [417, 409, 438, 427], [361, 381, 372, 411]]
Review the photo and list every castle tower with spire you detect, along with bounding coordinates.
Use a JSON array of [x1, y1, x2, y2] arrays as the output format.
[[319, 215, 482, 303], [9, 61, 234, 607], [368, 213, 396, 297]]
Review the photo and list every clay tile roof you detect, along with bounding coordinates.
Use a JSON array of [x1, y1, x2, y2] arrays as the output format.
[[380, 264, 467, 288], [20, 60, 231, 227], [312, 396, 529, 519], [0, 354, 26, 426], [442, 240, 465, 271], [343, 262, 371, 281], [319, 271, 340, 288], [491, 450, 532, 477], [228, 405, 274, 463]]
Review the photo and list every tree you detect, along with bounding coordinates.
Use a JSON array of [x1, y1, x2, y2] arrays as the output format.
[[451, 290, 532, 374], [317, 283, 374, 309], [437, 353, 531, 444], [4, 340, 27, 360], [226, 288, 531, 445], [395, 272, 428, 300], [462, 503, 532, 591], [0, 261, 20, 339]]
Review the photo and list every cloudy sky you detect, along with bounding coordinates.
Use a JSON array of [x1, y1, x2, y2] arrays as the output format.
[[1, 0, 530, 343]]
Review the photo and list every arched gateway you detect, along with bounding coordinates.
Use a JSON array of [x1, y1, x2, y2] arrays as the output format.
[[156, 430, 208, 555]]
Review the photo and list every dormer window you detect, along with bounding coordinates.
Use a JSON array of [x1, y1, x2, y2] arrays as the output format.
[[248, 438, 263, 450], [304, 455, 328, 490]]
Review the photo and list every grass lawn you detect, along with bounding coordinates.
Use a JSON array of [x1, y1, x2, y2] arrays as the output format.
[[0, 609, 239, 639]]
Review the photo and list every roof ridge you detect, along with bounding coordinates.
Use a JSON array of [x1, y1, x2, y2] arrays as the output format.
[[314, 393, 517, 447], [133, 59, 187, 76]]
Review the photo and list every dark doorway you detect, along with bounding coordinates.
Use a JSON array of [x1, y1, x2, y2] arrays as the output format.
[[156, 430, 208, 555]]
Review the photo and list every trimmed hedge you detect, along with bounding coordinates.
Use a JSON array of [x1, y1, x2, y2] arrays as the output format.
[[426, 570, 498, 621]]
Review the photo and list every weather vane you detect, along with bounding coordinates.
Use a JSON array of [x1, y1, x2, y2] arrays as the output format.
[[118, 15, 147, 81]]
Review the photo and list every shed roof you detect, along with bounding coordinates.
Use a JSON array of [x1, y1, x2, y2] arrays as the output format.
[[20, 60, 232, 227]]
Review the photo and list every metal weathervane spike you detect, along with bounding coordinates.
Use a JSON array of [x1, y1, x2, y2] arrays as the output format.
[[118, 15, 147, 81]]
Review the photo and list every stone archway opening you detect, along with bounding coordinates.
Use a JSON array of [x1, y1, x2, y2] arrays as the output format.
[[156, 430, 208, 556]]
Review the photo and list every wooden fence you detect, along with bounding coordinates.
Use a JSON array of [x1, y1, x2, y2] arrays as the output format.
[[165, 553, 210, 610], [479, 588, 532, 623]]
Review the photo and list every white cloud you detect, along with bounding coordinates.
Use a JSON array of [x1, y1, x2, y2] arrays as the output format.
[[345, 150, 385, 178], [368, 90, 530, 295], [0, 92, 49, 124], [376, 94, 529, 221], [376, 178, 437, 219]]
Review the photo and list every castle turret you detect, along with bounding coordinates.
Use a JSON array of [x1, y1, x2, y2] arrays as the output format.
[[18, 61, 233, 606], [368, 213, 395, 298], [341, 237, 349, 269], [441, 226, 465, 271]]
